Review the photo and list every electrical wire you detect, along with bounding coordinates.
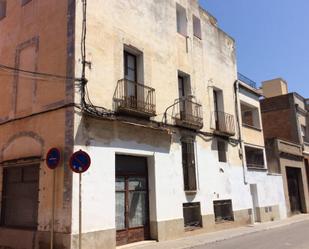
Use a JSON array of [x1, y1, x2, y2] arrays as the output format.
[[0, 63, 82, 82], [78, 0, 114, 117]]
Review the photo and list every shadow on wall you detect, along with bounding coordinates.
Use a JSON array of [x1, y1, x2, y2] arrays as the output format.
[[74, 116, 172, 154]]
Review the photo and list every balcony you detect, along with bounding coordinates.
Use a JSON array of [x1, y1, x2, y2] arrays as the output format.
[[172, 97, 203, 130], [113, 79, 156, 118], [211, 111, 235, 136], [237, 72, 258, 89]]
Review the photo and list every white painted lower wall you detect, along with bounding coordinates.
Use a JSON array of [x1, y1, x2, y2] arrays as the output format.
[[71, 126, 287, 234]]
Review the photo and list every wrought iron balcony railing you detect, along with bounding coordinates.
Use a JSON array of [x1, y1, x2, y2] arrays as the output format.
[[172, 97, 203, 130], [113, 79, 156, 117], [238, 72, 258, 89], [211, 111, 235, 136]]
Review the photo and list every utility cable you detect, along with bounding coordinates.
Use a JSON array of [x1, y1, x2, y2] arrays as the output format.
[[0, 63, 82, 82]]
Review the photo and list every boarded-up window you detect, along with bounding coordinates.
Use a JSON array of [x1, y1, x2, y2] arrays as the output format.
[[193, 15, 201, 39], [0, 0, 6, 20], [21, 0, 32, 6], [245, 146, 265, 169], [183, 202, 202, 230], [181, 137, 197, 191], [217, 140, 227, 163], [1, 165, 39, 229], [176, 3, 187, 36], [16, 44, 37, 113], [214, 200, 234, 223]]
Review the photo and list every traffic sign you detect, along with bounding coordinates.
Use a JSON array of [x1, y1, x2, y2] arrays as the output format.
[[46, 148, 61, 169], [69, 150, 91, 173]]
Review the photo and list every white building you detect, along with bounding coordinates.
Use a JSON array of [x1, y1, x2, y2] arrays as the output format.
[[72, 1, 287, 248], [0, 1, 287, 249]]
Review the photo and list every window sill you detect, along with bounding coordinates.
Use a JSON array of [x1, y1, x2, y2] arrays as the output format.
[[185, 190, 197, 195], [177, 32, 188, 39], [184, 225, 202, 232], [215, 220, 235, 225], [247, 166, 267, 172], [242, 124, 262, 131], [193, 35, 202, 40]]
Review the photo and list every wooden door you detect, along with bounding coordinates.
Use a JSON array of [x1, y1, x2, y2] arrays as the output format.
[[286, 167, 302, 213], [115, 156, 150, 246], [124, 51, 138, 109]]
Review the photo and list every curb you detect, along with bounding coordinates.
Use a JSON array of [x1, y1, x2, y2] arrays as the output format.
[[188, 216, 309, 249], [133, 215, 309, 249]]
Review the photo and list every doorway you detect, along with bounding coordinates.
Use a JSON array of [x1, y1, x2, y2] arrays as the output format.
[[115, 155, 150, 246], [286, 167, 303, 214], [250, 184, 260, 222]]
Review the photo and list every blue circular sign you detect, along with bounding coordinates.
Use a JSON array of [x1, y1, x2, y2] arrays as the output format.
[[46, 148, 61, 169], [69, 150, 91, 173]]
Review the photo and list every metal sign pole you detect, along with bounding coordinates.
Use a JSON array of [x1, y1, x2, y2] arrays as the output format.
[[79, 173, 82, 249], [50, 169, 56, 249]]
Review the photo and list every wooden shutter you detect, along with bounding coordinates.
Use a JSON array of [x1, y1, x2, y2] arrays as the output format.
[[182, 138, 197, 191]]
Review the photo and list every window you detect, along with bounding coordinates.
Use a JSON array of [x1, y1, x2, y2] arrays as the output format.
[[193, 15, 201, 39], [241, 103, 261, 129], [124, 51, 137, 82], [0, 0, 6, 20], [217, 140, 227, 163], [214, 200, 234, 223], [181, 137, 197, 191], [245, 146, 265, 169], [183, 202, 202, 230], [176, 3, 187, 36], [21, 0, 32, 6], [123, 46, 144, 83], [1, 165, 39, 229], [305, 159, 309, 192], [301, 125, 308, 143]]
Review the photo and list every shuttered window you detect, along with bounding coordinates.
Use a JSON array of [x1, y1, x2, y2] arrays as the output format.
[[181, 138, 197, 191], [1, 165, 39, 229], [214, 200, 234, 223], [183, 202, 202, 230], [217, 140, 227, 163]]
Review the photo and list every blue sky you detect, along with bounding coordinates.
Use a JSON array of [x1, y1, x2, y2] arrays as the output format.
[[200, 0, 309, 97]]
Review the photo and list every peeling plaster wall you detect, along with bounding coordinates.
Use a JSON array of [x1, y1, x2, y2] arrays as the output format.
[[74, 0, 238, 136], [0, 0, 74, 248], [70, 0, 288, 246], [71, 117, 268, 235]]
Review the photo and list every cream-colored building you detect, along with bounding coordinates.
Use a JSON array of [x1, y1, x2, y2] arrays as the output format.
[[0, 1, 287, 249]]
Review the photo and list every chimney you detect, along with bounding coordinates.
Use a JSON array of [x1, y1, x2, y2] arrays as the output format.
[[260, 78, 288, 98]]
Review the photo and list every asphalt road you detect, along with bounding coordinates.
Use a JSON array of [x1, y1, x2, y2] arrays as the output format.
[[194, 220, 309, 249]]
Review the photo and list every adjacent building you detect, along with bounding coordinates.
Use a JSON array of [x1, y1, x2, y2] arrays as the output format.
[[0, 1, 288, 249], [260, 79, 309, 216]]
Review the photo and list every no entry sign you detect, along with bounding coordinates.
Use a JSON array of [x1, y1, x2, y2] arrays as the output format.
[[46, 148, 61, 170], [69, 150, 91, 173]]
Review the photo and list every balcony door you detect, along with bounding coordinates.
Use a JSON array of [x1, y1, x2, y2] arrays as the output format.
[[124, 51, 137, 108], [178, 76, 193, 120], [213, 89, 226, 132], [116, 155, 150, 246]]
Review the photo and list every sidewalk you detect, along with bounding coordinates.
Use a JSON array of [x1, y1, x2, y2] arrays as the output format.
[[118, 214, 309, 249]]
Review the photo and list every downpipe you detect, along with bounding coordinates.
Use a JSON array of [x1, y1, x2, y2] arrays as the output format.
[[234, 80, 248, 185]]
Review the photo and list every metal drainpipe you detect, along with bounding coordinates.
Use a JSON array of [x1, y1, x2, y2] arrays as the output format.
[[234, 80, 248, 184]]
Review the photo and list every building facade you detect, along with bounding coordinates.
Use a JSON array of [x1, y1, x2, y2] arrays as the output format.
[[261, 79, 309, 216], [0, 1, 287, 249]]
